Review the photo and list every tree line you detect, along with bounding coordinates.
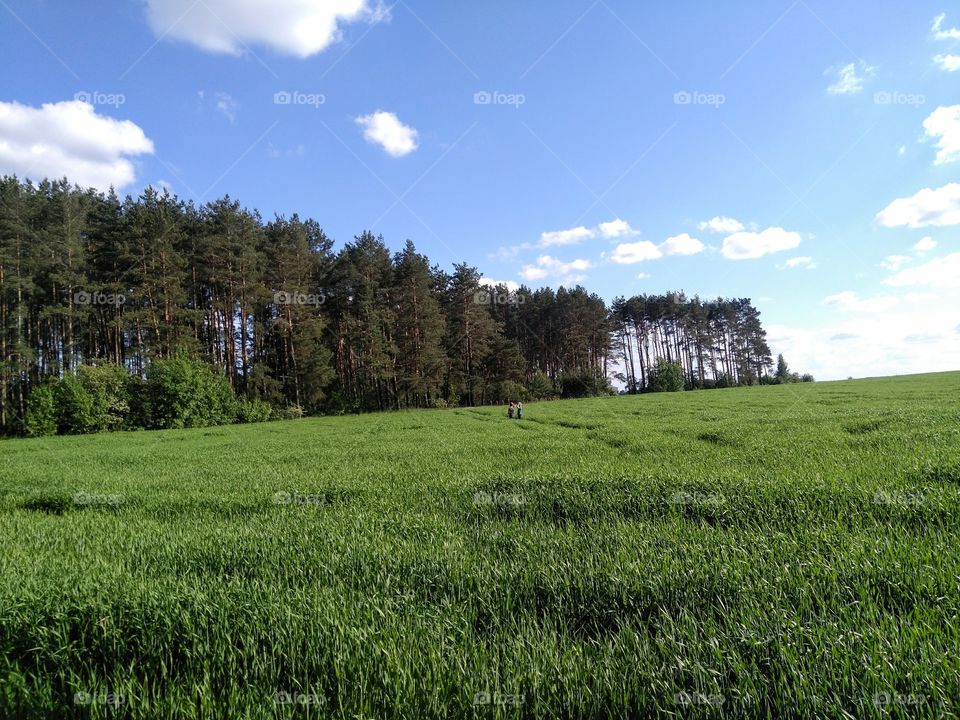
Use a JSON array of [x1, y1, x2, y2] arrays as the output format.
[[0, 175, 787, 435], [610, 293, 778, 391]]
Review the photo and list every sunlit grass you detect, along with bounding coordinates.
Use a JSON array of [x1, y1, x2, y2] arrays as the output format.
[[1, 372, 959, 718]]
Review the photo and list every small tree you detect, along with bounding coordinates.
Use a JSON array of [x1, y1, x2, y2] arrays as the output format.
[[234, 398, 273, 424], [77, 364, 131, 431], [528, 371, 557, 400], [143, 357, 237, 429], [25, 383, 57, 437], [775, 354, 790, 384], [649, 359, 684, 393], [53, 375, 97, 434], [558, 371, 613, 398]]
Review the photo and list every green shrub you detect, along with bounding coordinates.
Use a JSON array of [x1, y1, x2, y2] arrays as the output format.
[[144, 357, 237, 429], [77, 364, 131, 431], [235, 398, 273, 424], [25, 383, 57, 437], [125, 374, 148, 429], [528, 371, 557, 400], [282, 404, 305, 419], [648, 360, 685, 393], [53, 375, 97, 434], [558, 371, 613, 399], [492, 380, 527, 404]]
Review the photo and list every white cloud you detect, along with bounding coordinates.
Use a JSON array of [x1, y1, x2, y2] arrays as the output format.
[[722, 227, 801, 259], [144, 0, 385, 58], [779, 255, 816, 270], [923, 105, 960, 164], [0, 100, 154, 191], [697, 216, 744, 234], [636, 272, 651, 280], [539, 226, 594, 247], [884, 252, 960, 289], [610, 241, 663, 265], [768, 292, 960, 380], [826, 61, 874, 95], [659, 233, 705, 256], [215, 92, 238, 124], [597, 218, 639, 239], [876, 183, 960, 228], [931, 13, 960, 40], [479, 277, 520, 292], [537, 218, 638, 248], [913, 236, 937, 253], [898, 145, 907, 156], [267, 142, 306, 158], [880, 255, 911, 271], [498, 218, 639, 259], [608, 233, 705, 264], [823, 291, 899, 313], [355, 111, 418, 157], [933, 54, 960, 71], [519, 255, 591, 285]]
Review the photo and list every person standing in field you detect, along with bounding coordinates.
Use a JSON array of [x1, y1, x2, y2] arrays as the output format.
[[508, 402, 515, 419], [517, 402, 523, 419]]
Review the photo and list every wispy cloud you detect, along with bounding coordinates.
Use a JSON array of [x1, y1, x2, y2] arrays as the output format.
[[826, 61, 875, 95]]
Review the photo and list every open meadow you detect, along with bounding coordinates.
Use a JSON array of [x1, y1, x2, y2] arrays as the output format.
[[1, 373, 959, 719]]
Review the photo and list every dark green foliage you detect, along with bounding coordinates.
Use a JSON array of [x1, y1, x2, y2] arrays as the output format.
[[0, 175, 779, 433], [649, 359, 685, 393], [77, 364, 130, 431], [775, 353, 790, 382], [143, 357, 236, 429], [528, 371, 557, 400], [558, 371, 614, 398], [24, 383, 56, 437], [53, 374, 97, 434], [20, 493, 72, 514]]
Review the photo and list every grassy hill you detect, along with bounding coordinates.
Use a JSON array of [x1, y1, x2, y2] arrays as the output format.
[[1, 373, 959, 718]]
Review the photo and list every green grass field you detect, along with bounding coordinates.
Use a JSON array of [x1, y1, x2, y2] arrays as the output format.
[[1, 373, 959, 719]]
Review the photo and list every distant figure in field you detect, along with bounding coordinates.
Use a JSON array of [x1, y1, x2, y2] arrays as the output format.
[[508, 402, 515, 419], [517, 402, 523, 419]]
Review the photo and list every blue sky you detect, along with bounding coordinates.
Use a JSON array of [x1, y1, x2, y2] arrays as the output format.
[[1, 0, 959, 380]]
